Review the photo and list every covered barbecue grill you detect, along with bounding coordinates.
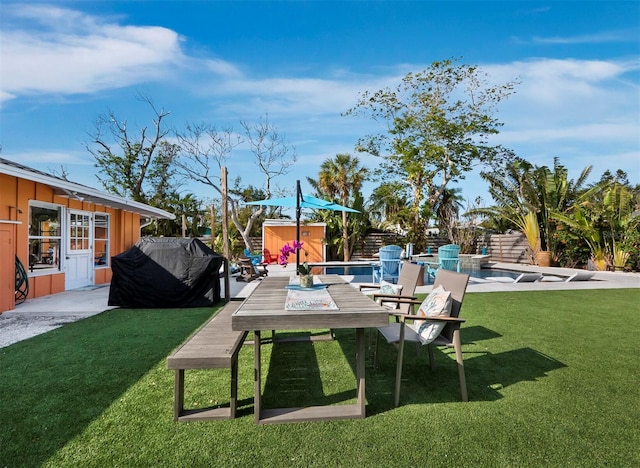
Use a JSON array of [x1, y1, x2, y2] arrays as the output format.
[[108, 237, 223, 308]]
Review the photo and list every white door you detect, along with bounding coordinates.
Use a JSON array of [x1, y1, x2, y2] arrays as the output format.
[[65, 210, 94, 290]]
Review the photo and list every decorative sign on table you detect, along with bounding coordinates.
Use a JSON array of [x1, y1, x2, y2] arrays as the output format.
[[285, 278, 339, 311]]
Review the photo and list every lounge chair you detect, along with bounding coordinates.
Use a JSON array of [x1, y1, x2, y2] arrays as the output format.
[[514, 273, 543, 283], [375, 269, 470, 407], [490, 273, 543, 283], [565, 272, 595, 282]]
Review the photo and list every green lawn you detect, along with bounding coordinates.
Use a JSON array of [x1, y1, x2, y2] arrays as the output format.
[[1, 289, 639, 467]]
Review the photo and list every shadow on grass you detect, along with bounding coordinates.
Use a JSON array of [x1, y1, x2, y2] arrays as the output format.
[[0, 306, 214, 467], [333, 326, 566, 414], [262, 332, 356, 409], [462, 325, 502, 343]]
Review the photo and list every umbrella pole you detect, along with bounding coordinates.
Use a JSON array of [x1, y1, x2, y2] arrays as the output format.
[[296, 180, 301, 274]]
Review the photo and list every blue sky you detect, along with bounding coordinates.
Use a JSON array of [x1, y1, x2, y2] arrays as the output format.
[[1, 1, 638, 210]]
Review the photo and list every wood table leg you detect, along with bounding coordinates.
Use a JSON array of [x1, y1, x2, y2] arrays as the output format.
[[356, 327, 366, 417], [174, 369, 184, 422], [254, 330, 261, 424]]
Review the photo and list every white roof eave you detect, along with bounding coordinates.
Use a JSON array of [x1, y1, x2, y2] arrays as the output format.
[[1, 160, 175, 220]]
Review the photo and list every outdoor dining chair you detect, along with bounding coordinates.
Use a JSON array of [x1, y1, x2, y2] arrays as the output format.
[[360, 261, 423, 349], [360, 261, 423, 309], [374, 268, 470, 407], [372, 245, 404, 284]]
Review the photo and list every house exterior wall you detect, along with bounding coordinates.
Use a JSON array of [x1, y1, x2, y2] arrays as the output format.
[[0, 173, 142, 312], [0, 223, 16, 312]]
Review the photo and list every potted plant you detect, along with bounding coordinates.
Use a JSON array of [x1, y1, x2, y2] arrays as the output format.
[[516, 211, 543, 265], [280, 241, 314, 287], [298, 261, 313, 288]]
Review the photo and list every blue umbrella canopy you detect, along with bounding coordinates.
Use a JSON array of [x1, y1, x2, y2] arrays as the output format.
[[245, 194, 359, 212], [245, 180, 359, 270]]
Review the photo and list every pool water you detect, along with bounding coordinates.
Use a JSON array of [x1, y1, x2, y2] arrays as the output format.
[[325, 266, 374, 276], [323, 265, 524, 280]]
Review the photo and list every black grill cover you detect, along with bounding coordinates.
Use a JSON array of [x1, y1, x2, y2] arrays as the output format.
[[108, 237, 223, 308]]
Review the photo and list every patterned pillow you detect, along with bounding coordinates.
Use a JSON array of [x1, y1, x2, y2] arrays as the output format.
[[411, 285, 452, 344], [377, 280, 402, 309]]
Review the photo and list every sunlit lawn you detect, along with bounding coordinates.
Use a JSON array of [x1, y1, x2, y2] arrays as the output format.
[[1, 289, 639, 467]]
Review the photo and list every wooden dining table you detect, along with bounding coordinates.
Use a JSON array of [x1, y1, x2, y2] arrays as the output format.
[[231, 274, 389, 424]]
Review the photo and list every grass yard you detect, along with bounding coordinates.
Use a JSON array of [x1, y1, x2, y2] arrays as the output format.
[[1, 289, 639, 467]]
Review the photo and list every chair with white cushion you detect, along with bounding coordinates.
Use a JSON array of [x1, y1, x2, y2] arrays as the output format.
[[360, 261, 423, 311], [375, 269, 470, 407], [360, 262, 423, 348]]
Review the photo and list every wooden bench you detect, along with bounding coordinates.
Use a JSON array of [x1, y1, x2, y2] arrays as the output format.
[[167, 300, 248, 422]]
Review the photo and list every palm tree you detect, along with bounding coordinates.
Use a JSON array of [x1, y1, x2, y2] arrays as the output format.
[[531, 157, 592, 256], [555, 177, 639, 270], [315, 154, 368, 261], [469, 158, 538, 241], [471, 157, 593, 264], [433, 187, 464, 239], [367, 181, 413, 230]]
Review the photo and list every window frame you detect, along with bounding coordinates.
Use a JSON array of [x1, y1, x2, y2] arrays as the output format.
[[27, 201, 64, 276], [93, 212, 110, 268]]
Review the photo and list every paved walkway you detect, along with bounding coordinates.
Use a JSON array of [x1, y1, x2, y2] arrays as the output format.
[[1, 263, 638, 348]]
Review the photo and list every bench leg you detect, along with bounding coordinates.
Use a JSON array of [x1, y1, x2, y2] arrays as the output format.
[[174, 369, 185, 422], [230, 356, 239, 418]]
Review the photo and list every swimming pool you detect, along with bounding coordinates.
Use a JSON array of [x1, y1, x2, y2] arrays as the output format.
[[323, 265, 524, 280], [325, 266, 375, 276]]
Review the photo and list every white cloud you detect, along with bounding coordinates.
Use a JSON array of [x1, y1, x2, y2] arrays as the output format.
[[0, 5, 192, 101], [485, 58, 639, 162], [532, 29, 639, 45], [202, 58, 244, 78], [199, 70, 404, 120], [6, 150, 91, 166], [497, 122, 639, 144], [487, 58, 639, 104]]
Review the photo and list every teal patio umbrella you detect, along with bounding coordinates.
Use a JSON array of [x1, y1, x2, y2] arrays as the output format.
[[245, 180, 359, 271]]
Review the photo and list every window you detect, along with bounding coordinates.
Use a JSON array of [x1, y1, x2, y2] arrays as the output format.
[[28, 203, 62, 273], [94, 213, 110, 267], [69, 212, 91, 251]]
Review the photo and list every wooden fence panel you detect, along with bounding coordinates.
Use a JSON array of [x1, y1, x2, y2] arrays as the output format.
[[484, 233, 529, 264], [353, 232, 530, 264]]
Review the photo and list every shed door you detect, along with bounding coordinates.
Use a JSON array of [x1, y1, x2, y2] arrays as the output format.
[[65, 210, 94, 290]]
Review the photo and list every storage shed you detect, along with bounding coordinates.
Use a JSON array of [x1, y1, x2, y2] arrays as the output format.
[[261, 219, 326, 264]]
